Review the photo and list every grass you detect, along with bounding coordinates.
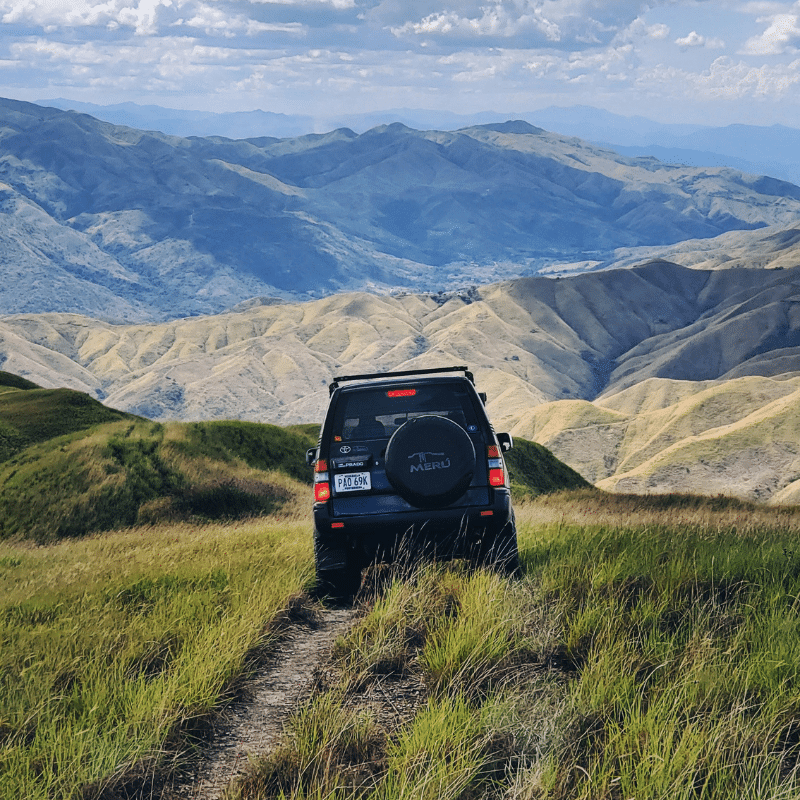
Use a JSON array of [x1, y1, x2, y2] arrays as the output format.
[[5, 369, 799, 798], [231, 563, 536, 800], [0, 382, 131, 462], [230, 491, 800, 800], [504, 438, 590, 501], [0, 416, 316, 542], [6, 488, 800, 798], [511, 494, 800, 799], [0, 517, 314, 799]]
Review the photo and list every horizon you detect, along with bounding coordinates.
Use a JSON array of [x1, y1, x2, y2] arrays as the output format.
[[2, 1, 800, 129]]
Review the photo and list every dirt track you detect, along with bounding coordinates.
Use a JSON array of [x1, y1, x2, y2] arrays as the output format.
[[168, 606, 356, 800]]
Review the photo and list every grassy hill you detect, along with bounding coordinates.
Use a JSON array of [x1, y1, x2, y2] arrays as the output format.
[[509, 375, 800, 502], [504, 436, 590, 500], [0, 370, 131, 462], [5, 493, 800, 799], [0, 375, 320, 541], [0, 375, 585, 542]]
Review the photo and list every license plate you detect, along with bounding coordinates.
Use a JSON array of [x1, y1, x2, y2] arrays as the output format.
[[334, 472, 371, 492]]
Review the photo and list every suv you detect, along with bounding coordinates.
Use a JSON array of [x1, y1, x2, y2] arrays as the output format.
[[306, 366, 518, 597]]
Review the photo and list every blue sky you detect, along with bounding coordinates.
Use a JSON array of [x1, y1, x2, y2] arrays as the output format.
[[2, 0, 800, 127]]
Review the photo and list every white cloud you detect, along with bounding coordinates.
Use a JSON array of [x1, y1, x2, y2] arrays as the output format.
[[742, 11, 800, 54], [674, 30, 725, 49], [388, 0, 655, 47], [247, 0, 355, 7], [180, 2, 304, 36], [676, 30, 706, 47], [639, 55, 800, 100], [0, 0, 182, 35], [392, 3, 562, 42], [648, 22, 670, 40]]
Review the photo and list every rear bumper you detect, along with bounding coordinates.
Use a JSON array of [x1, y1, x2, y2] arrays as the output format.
[[313, 488, 513, 569]]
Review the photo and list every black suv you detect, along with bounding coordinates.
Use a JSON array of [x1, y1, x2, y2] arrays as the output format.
[[306, 366, 518, 597]]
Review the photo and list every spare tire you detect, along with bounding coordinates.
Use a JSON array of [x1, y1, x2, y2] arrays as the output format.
[[385, 415, 476, 508]]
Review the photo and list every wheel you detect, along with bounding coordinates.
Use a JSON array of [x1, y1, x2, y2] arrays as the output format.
[[384, 415, 476, 508], [316, 563, 362, 601], [479, 526, 520, 577]]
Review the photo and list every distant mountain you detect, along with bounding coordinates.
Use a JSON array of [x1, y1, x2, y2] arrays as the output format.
[[38, 98, 316, 139], [3, 261, 800, 501], [5, 98, 800, 322], [40, 99, 800, 186], [526, 106, 800, 187], [38, 99, 506, 139]]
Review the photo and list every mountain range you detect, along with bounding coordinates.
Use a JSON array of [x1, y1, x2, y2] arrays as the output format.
[[41, 98, 800, 187], [2, 259, 799, 502], [4, 98, 800, 322], [4, 98, 800, 503]]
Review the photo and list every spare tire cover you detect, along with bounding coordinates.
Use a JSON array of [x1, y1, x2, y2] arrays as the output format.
[[384, 415, 476, 508]]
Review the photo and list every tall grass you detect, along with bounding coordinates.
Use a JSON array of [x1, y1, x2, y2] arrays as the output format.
[[511, 493, 800, 799], [233, 563, 543, 800], [234, 492, 800, 800], [0, 517, 313, 799]]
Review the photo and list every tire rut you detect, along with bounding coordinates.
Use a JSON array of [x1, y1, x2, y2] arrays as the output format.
[[169, 606, 356, 800]]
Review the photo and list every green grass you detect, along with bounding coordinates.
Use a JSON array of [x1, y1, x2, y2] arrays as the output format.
[[510, 498, 800, 799], [231, 493, 800, 800], [0, 417, 317, 542], [504, 437, 590, 501], [12, 369, 796, 798], [0, 517, 313, 799], [0, 382, 132, 462], [0, 370, 43, 392]]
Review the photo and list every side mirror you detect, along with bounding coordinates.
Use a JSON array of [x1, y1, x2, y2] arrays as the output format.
[[306, 447, 317, 466], [497, 432, 513, 452], [479, 392, 487, 404]]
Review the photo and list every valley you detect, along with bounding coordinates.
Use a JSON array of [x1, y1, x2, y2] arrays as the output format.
[[2, 259, 799, 501], [3, 98, 800, 321], [2, 98, 800, 503]]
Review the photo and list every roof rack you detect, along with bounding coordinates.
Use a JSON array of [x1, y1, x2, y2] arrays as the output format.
[[329, 366, 474, 396]]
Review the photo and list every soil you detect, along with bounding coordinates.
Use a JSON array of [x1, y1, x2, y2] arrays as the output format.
[[165, 605, 357, 800]]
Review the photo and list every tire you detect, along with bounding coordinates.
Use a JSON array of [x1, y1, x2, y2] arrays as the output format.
[[384, 415, 476, 508], [316, 563, 362, 602], [480, 525, 520, 577]]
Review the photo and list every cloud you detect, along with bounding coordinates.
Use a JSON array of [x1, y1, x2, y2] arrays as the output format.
[[386, 0, 655, 49], [675, 30, 725, 49], [390, 3, 562, 44], [247, 0, 355, 7], [639, 54, 800, 100], [181, 2, 304, 36], [742, 11, 800, 54], [0, 0, 177, 36]]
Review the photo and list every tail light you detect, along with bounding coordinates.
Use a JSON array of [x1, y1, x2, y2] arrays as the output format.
[[487, 445, 505, 487], [314, 459, 330, 502]]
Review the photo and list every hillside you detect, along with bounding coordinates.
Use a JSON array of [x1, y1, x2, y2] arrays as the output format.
[[0, 378, 319, 540], [2, 261, 796, 422], [2, 98, 800, 320], [509, 376, 800, 503], [0, 370, 131, 461], [0, 379, 578, 541], [3, 261, 799, 501]]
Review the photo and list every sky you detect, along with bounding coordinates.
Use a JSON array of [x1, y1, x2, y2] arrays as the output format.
[[2, 0, 800, 127]]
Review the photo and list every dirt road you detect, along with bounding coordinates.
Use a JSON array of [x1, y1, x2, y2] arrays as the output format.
[[168, 606, 356, 799]]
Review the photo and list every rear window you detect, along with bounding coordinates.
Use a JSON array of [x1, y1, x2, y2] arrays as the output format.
[[332, 383, 481, 442]]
